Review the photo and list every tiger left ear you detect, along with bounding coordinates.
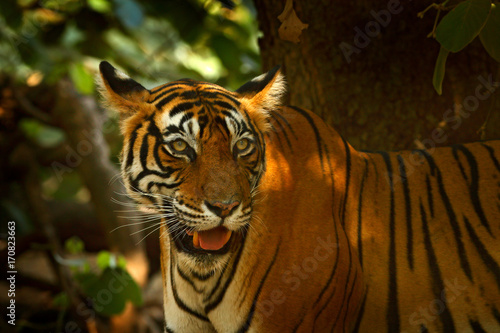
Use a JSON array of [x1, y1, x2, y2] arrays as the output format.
[[98, 61, 150, 117], [236, 66, 286, 130]]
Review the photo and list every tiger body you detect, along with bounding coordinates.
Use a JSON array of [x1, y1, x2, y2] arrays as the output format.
[[99, 62, 500, 332]]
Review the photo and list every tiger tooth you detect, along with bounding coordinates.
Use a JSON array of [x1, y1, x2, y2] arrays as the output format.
[[193, 231, 200, 248], [224, 230, 232, 244]]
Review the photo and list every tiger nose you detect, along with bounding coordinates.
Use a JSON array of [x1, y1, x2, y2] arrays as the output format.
[[205, 200, 240, 217]]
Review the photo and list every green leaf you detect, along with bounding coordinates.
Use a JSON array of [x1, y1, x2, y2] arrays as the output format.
[[479, 3, 500, 62], [433, 47, 449, 95], [88, 0, 112, 13], [75, 267, 142, 316], [113, 0, 144, 29], [53, 292, 69, 309], [65, 236, 85, 254], [19, 118, 65, 148], [436, 0, 492, 52], [69, 62, 95, 95], [117, 256, 127, 269], [97, 251, 117, 270], [210, 33, 242, 71]]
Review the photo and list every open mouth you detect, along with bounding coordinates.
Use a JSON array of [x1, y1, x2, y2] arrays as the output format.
[[168, 225, 235, 255]]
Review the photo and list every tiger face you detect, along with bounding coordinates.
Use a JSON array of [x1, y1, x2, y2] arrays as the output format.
[[99, 62, 284, 269]]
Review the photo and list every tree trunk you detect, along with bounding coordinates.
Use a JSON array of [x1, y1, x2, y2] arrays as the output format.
[[253, 0, 500, 150]]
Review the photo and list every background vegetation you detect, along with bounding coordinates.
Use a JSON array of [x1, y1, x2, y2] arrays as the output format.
[[0, 0, 498, 332]]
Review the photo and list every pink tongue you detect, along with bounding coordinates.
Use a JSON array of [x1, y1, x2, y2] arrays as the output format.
[[198, 227, 231, 251]]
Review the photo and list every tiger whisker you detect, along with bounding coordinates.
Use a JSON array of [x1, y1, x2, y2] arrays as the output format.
[[130, 222, 164, 236]]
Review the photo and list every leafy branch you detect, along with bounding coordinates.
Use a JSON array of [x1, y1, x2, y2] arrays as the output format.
[[419, 0, 500, 95]]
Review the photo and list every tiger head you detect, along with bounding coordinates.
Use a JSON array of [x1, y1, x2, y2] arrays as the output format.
[[99, 62, 285, 270]]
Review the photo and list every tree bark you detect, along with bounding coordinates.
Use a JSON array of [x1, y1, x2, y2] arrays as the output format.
[[253, 0, 500, 150]]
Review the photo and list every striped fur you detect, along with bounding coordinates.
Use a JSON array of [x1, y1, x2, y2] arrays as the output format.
[[99, 62, 500, 332]]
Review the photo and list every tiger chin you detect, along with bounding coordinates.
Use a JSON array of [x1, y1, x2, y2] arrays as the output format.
[[99, 62, 500, 333]]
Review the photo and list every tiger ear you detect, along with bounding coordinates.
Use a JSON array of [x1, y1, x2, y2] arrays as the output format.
[[98, 61, 150, 116], [236, 66, 286, 129]]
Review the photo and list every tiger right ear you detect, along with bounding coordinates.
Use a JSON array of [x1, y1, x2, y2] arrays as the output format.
[[235, 66, 286, 132], [98, 61, 150, 116]]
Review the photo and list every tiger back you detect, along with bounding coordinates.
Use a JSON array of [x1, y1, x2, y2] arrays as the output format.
[[99, 62, 500, 332]]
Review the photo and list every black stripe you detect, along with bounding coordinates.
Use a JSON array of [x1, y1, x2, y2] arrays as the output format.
[[178, 112, 194, 129], [311, 167, 341, 309], [151, 82, 179, 95], [481, 142, 500, 171], [170, 102, 200, 118], [341, 137, 352, 225], [170, 260, 209, 322], [152, 87, 178, 102], [164, 325, 175, 333], [212, 100, 238, 111], [140, 132, 151, 169], [200, 90, 241, 107], [397, 155, 414, 270], [425, 175, 435, 218], [267, 124, 285, 151], [463, 215, 500, 290], [155, 92, 180, 110], [380, 151, 400, 333], [237, 240, 281, 333], [314, 233, 351, 330], [492, 307, 500, 325], [288, 106, 325, 172], [452, 146, 469, 182], [203, 258, 231, 303], [453, 144, 492, 234], [469, 319, 487, 333], [420, 201, 456, 331], [357, 158, 368, 268], [177, 266, 203, 293], [271, 110, 298, 140], [125, 124, 142, 169], [205, 232, 248, 313], [421, 150, 473, 281], [291, 313, 306, 333], [269, 112, 293, 152], [192, 270, 214, 281], [351, 289, 368, 333], [341, 268, 359, 330]]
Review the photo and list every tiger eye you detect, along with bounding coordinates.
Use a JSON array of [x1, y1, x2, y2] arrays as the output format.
[[172, 139, 188, 152], [236, 138, 249, 151]]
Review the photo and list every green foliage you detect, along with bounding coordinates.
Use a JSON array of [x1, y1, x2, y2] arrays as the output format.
[[63, 239, 143, 317], [69, 62, 95, 95], [75, 267, 142, 316], [435, 0, 491, 52], [479, 3, 500, 61], [424, 0, 499, 94], [65, 236, 85, 255], [19, 118, 66, 147], [96, 250, 127, 270], [0, 0, 260, 91], [433, 47, 450, 95]]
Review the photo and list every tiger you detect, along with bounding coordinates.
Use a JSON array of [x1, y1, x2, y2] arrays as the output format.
[[98, 61, 500, 332]]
